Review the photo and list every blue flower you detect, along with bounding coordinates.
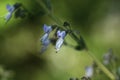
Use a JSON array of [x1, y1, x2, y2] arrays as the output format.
[[55, 30, 66, 52], [5, 4, 15, 22], [40, 39, 50, 54], [40, 24, 52, 53], [43, 24, 52, 33], [40, 24, 52, 43], [57, 30, 66, 38], [6, 4, 15, 13], [5, 12, 12, 22], [41, 38, 50, 46], [4, 3, 22, 23]]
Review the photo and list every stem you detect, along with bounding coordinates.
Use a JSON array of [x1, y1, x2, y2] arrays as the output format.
[[36, 0, 63, 26], [87, 50, 115, 80], [36, 0, 116, 80]]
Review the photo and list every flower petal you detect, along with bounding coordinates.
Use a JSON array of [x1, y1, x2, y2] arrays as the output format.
[[57, 30, 66, 38], [55, 38, 64, 52], [6, 4, 15, 13], [40, 33, 49, 43], [42, 39, 50, 46], [5, 12, 12, 22], [43, 24, 52, 33], [85, 66, 93, 78]]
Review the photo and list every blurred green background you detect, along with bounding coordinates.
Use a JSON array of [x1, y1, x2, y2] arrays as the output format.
[[0, 0, 120, 80]]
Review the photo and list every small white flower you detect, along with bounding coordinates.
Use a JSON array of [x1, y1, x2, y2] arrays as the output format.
[[85, 66, 93, 78]]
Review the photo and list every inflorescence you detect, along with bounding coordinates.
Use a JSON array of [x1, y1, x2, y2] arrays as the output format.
[[39, 21, 87, 53]]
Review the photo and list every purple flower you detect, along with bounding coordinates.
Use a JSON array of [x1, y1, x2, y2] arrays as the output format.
[[5, 12, 12, 22], [41, 38, 50, 46], [40, 33, 49, 43], [55, 30, 66, 52], [43, 24, 52, 33], [40, 24, 52, 53], [57, 30, 66, 38], [4, 4, 15, 23], [40, 39, 50, 54], [40, 24, 52, 43], [6, 4, 15, 13]]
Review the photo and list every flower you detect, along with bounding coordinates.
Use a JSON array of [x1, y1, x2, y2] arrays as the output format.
[[85, 66, 93, 78], [5, 12, 12, 23], [55, 30, 66, 52], [5, 3, 22, 23], [40, 39, 50, 54], [5, 4, 15, 23], [57, 30, 66, 38], [40, 24, 53, 53], [40, 24, 52, 43], [43, 24, 52, 33], [6, 4, 15, 13]]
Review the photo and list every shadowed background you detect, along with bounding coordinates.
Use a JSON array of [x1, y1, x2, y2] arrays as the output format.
[[0, 0, 120, 80]]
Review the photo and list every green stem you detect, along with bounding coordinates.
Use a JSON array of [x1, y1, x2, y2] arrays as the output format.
[[37, 0, 116, 80], [36, 0, 63, 26], [87, 50, 115, 80]]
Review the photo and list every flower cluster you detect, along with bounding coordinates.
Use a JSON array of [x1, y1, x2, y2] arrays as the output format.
[[40, 24, 67, 53], [4, 3, 27, 23], [39, 21, 87, 53]]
